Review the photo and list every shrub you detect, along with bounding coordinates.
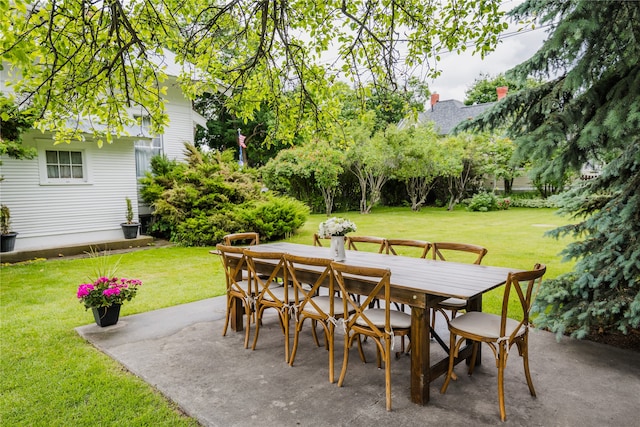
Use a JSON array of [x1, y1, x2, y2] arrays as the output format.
[[467, 192, 498, 212], [140, 144, 309, 245], [237, 195, 310, 241]]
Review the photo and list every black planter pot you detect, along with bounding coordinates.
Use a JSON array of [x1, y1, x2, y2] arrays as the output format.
[[92, 304, 122, 327], [121, 223, 140, 239], [0, 232, 18, 252]]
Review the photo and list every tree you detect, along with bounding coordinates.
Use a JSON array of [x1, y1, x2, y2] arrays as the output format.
[[1, 1, 508, 145], [458, 0, 640, 337], [443, 132, 500, 211], [345, 116, 398, 214], [261, 140, 345, 215], [392, 124, 454, 211]]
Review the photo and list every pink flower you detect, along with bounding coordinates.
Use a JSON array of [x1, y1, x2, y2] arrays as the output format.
[[103, 287, 121, 297], [77, 284, 95, 298]]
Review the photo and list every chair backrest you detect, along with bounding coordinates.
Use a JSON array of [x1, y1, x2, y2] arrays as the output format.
[[284, 254, 335, 315], [431, 242, 488, 265], [386, 239, 431, 258], [216, 243, 250, 295], [332, 262, 392, 335], [223, 232, 260, 246], [243, 249, 288, 304], [500, 263, 546, 340], [346, 235, 387, 253], [312, 233, 331, 247]]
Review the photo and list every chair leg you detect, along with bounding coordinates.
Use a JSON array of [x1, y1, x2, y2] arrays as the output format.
[[243, 301, 253, 349], [222, 295, 232, 337], [384, 336, 392, 411], [520, 337, 536, 396], [337, 334, 351, 387], [311, 319, 321, 347], [289, 318, 303, 367], [498, 345, 507, 421], [440, 332, 458, 393], [328, 322, 335, 383], [356, 334, 367, 363], [251, 305, 263, 350]]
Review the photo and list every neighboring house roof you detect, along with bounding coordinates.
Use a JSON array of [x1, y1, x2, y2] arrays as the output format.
[[415, 99, 494, 135]]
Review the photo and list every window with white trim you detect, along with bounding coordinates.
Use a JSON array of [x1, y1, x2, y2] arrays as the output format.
[[45, 150, 85, 179], [134, 116, 163, 178]]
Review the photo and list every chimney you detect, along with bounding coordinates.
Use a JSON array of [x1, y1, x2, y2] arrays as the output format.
[[497, 86, 508, 101], [430, 93, 440, 110]]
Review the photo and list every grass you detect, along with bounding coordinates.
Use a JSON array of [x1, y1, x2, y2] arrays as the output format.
[[0, 206, 576, 425]]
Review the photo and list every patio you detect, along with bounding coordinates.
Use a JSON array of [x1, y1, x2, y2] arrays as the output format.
[[76, 295, 640, 426]]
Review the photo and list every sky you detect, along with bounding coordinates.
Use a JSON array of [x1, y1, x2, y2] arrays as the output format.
[[427, 1, 550, 102]]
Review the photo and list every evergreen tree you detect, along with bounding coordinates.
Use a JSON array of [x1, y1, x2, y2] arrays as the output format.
[[459, 0, 640, 338]]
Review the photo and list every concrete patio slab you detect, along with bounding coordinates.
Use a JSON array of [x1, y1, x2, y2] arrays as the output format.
[[76, 296, 640, 427]]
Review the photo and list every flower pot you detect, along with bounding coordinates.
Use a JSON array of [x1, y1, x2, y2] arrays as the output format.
[[92, 303, 122, 327], [1, 232, 18, 252], [121, 223, 140, 239], [330, 235, 347, 262]]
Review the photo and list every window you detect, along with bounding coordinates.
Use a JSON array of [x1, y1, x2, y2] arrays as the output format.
[[46, 150, 84, 179], [134, 116, 163, 178]]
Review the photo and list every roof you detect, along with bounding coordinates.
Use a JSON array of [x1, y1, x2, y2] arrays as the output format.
[[412, 99, 494, 135]]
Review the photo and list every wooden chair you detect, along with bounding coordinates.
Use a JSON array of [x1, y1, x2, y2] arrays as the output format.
[[386, 238, 431, 258], [440, 264, 547, 422], [333, 262, 411, 412], [312, 233, 331, 247], [346, 235, 387, 253], [431, 242, 488, 327], [222, 232, 260, 280], [223, 232, 260, 246], [243, 249, 293, 362], [286, 254, 349, 383], [217, 244, 254, 349], [385, 238, 431, 353]]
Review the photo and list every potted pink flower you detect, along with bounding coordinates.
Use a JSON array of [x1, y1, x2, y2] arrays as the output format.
[[77, 277, 142, 327], [76, 249, 142, 326]]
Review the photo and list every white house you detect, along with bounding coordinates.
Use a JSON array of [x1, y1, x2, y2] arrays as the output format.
[[0, 52, 207, 252]]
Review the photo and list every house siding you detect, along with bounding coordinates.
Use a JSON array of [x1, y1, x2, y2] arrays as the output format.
[[161, 83, 197, 162], [0, 135, 139, 251], [1, 60, 200, 252]]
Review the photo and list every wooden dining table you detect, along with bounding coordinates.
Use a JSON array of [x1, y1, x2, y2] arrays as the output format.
[[221, 241, 520, 405]]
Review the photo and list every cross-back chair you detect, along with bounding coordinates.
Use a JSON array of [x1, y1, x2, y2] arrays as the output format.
[[312, 233, 331, 247], [286, 254, 349, 383], [243, 249, 292, 362], [440, 263, 546, 422], [431, 242, 489, 328], [346, 235, 387, 253], [385, 238, 431, 354], [386, 238, 431, 259], [217, 244, 254, 349], [333, 262, 411, 412], [223, 232, 260, 246], [222, 232, 260, 280]]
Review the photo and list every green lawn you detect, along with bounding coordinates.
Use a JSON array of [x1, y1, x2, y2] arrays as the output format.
[[0, 207, 575, 426]]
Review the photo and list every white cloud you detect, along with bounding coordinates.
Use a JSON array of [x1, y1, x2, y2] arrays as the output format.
[[428, 28, 548, 101]]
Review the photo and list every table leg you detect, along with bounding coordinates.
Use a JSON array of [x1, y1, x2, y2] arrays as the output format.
[[231, 295, 244, 332], [466, 295, 482, 366], [410, 306, 430, 405]]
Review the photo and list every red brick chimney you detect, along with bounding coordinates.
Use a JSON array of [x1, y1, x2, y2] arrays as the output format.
[[497, 86, 508, 101], [430, 93, 440, 110]]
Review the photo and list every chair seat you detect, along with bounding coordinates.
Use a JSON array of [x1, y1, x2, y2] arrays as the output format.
[[354, 308, 412, 329], [301, 295, 348, 316], [449, 311, 525, 340], [262, 285, 294, 302], [438, 297, 467, 309]]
